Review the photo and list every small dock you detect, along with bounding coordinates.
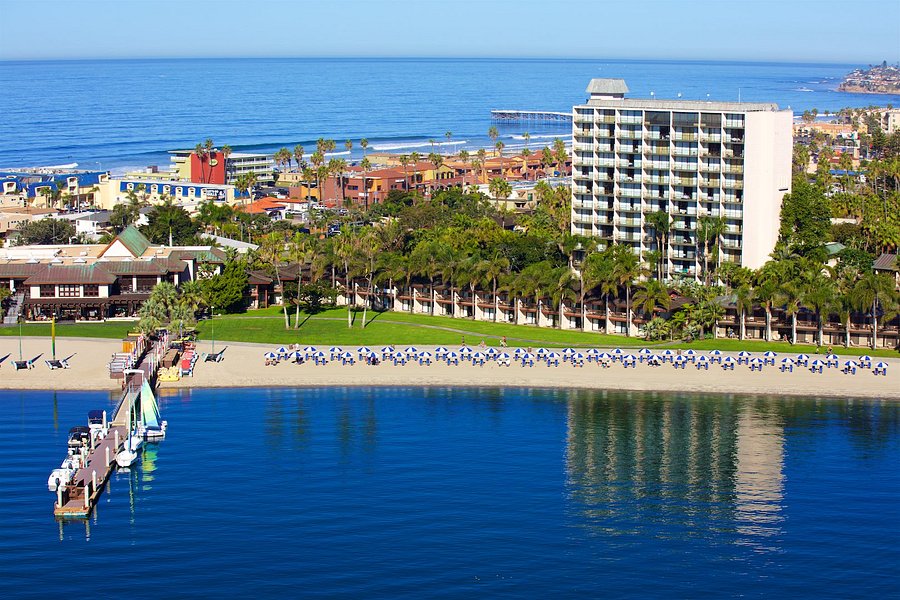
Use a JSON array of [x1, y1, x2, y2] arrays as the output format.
[[54, 333, 168, 518], [491, 109, 572, 122]]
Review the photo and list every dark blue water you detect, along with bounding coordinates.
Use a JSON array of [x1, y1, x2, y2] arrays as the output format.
[[1, 387, 898, 598], [1, 58, 898, 171]]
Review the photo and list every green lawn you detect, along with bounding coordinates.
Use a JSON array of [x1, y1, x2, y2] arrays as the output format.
[[4, 308, 898, 358]]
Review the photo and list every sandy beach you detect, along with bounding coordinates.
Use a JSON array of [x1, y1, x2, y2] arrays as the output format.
[[1, 337, 898, 400]]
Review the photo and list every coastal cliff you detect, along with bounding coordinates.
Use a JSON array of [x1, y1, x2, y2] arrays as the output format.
[[838, 64, 900, 95]]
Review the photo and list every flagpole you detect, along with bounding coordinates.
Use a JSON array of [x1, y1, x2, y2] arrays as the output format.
[[18, 320, 23, 361], [51, 317, 56, 361]]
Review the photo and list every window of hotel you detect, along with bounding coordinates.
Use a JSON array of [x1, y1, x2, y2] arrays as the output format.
[[645, 111, 670, 126], [673, 112, 699, 127], [83, 285, 99, 297], [163, 185, 171, 194], [40, 285, 55, 298], [58, 284, 80, 298], [701, 113, 722, 127], [151, 185, 158, 193], [126, 183, 134, 191]]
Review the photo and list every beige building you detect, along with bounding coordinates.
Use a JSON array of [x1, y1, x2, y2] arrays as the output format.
[[95, 177, 236, 212], [571, 79, 792, 278]]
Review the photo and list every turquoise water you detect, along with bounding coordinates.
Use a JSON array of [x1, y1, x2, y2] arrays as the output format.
[[1, 387, 899, 598], [1, 58, 897, 170]]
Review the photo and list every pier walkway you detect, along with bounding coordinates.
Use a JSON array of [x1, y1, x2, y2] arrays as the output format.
[[491, 109, 572, 122], [54, 334, 168, 518]]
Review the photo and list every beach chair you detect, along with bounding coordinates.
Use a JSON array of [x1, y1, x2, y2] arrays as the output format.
[[779, 358, 794, 373], [841, 360, 857, 375]]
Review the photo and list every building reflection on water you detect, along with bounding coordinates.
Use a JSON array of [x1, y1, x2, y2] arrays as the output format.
[[564, 392, 786, 551]]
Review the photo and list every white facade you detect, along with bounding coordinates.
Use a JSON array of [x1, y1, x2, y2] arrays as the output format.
[[571, 79, 792, 278]]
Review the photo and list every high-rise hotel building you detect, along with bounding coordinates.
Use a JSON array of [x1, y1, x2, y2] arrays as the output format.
[[571, 79, 792, 277]]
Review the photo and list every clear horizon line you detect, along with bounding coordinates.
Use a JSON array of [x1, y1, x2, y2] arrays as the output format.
[[0, 54, 881, 68]]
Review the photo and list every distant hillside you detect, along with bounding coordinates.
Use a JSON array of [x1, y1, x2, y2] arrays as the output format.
[[838, 63, 900, 95]]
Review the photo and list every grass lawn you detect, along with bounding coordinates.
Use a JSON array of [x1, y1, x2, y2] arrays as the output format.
[[4, 307, 898, 358]]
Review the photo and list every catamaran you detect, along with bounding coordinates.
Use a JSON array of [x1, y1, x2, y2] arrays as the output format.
[[115, 395, 143, 468]]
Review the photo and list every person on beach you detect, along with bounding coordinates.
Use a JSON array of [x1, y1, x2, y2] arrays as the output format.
[[461, 336, 467, 347], [500, 336, 507, 347]]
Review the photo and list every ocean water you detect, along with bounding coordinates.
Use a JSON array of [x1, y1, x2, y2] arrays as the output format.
[[1, 58, 898, 171], [1, 386, 898, 598]]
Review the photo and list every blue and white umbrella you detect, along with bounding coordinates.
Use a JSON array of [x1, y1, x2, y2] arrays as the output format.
[[781, 357, 795, 364], [263, 351, 277, 359], [639, 348, 653, 355], [357, 346, 372, 355], [858, 355, 872, 367], [572, 352, 585, 360], [418, 351, 433, 359], [561, 348, 575, 357], [472, 351, 486, 362], [843, 360, 858, 368], [697, 355, 709, 362], [329, 346, 343, 354], [710, 349, 722, 356], [536, 347, 549, 356], [459, 346, 473, 355], [434, 346, 449, 358], [723, 356, 736, 364], [684, 349, 697, 357], [485, 347, 499, 357], [738, 351, 752, 358], [597, 352, 612, 361], [612, 348, 625, 356], [586, 348, 601, 356], [514, 347, 526, 357], [446, 351, 459, 359], [404, 346, 418, 355], [763, 351, 777, 358], [498, 352, 511, 362], [302, 346, 317, 354]]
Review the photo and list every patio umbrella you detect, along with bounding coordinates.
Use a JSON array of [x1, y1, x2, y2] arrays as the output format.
[[781, 357, 794, 364], [763, 350, 776, 357], [738, 351, 751, 357], [357, 346, 371, 355], [263, 352, 277, 359], [843, 360, 858, 368], [472, 351, 486, 361], [612, 348, 624, 355], [446, 351, 459, 359], [586, 348, 601, 356], [684, 349, 697, 356], [723, 356, 736, 364], [404, 346, 418, 355], [418, 351, 433, 359], [536, 347, 549, 356], [858, 355, 872, 366], [874, 361, 888, 369], [485, 347, 499, 356], [697, 355, 709, 362], [514, 348, 526, 356], [434, 346, 449, 357], [498, 352, 511, 361], [710, 349, 722, 356], [329, 346, 343, 354], [638, 348, 653, 355], [597, 352, 612, 361], [313, 350, 325, 358], [796, 353, 809, 361], [662, 349, 674, 356], [459, 346, 473, 355], [572, 352, 585, 360]]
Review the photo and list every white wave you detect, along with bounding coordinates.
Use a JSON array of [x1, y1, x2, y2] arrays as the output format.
[[371, 140, 468, 152], [508, 133, 568, 141], [323, 150, 351, 157]]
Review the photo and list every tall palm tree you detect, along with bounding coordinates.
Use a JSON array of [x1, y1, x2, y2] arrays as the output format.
[[523, 131, 531, 151], [293, 145, 305, 171], [458, 149, 470, 187], [734, 284, 753, 341], [610, 245, 645, 337], [481, 253, 509, 323], [753, 279, 778, 341], [550, 266, 578, 328], [697, 214, 727, 285], [476, 148, 487, 184], [410, 239, 441, 315], [335, 230, 358, 328], [409, 151, 421, 192], [488, 177, 512, 204], [360, 138, 369, 157], [458, 256, 486, 320], [357, 229, 380, 328], [803, 276, 837, 346], [553, 138, 568, 177], [645, 210, 671, 280], [289, 232, 312, 328], [852, 272, 897, 349], [360, 157, 372, 209], [437, 244, 464, 318], [488, 126, 499, 147], [194, 143, 208, 185], [428, 153, 444, 196], [399, 154, 410, 191], [495, 140, 505, 158], [261, 232, 290, 329], [778, 281, 803, 344]]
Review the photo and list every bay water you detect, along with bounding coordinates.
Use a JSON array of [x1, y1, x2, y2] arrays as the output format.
[[1, 387, 898, 598]]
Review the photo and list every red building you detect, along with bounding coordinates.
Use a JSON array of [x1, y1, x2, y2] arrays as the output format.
[[191, 151, 226, 184]]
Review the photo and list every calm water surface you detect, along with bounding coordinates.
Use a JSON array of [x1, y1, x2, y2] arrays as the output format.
[[1, 387, 898, 598]]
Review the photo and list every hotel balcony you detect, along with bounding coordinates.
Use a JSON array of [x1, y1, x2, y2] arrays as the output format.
[[672, 147, 699, 157], [616, 217, 642, 227], [615, 202, 642, 212], [595, 116, 616, 124], [723, 180, 744, 189], [673, 133, 698, 142], [699, 133, 722, 142], [699, 163, 721, 173], [643, 176, 669, 185]]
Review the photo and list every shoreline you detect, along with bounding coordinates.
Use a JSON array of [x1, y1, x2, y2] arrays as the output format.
[[1, 338, 897, 400]]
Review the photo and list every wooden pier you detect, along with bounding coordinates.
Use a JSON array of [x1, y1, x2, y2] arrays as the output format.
[[54, 334, 168, 518], [491, 109, 572, 122]]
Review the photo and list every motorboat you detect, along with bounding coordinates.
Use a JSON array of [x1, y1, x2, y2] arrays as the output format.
[[67, 426, 90, 450], [61, 454, 83, 471], [115, 447, 138, 468], [87, 410, 107, 438], [115, 394, 143, 468], [47, 468, 74, 492]]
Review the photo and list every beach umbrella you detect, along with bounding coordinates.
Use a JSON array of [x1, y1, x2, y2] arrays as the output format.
[[796, 353, 809, 361], [710, 349, 722, 356], [572, 351, 585, 360], [302, 346, 317, 353], [514, 348, 526, 357], [365, 351, 378, 360], [329, 346, 342, 354], [292, 350, 304, 360], [612, 348, 624, 356], [781, 357, 794, 364], [485, 347, 499, 357], [586, 348, 601, 356], [858, 355, 872, 367], [357, 346, 371, 355], [723, 356, 735, 364], [738, 351, 751, 358], [750, 357, 762, 363], [561, 348, 575, 360], [536, 347, 549, 356], [472, 351, 486, 362], [418, 351, 433, 359], [598, 352, 611, 361], [313, 350, 325, 358], [638, 348, 653, 356], [459, 346, 473, 355], [263, 352, 277, 359], [341, 351, 353, 358], [447, 351, 458, 359], [521, 352, 534, 361], [844, 360, 858, 369], [434, 346, 449, 357], [404, 346, 418, 355], [763, 351, 776, 358], [684, 349, 697, 357], [697, 355, 709, 362]]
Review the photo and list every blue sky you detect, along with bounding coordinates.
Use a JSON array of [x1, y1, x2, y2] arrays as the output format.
[[1, 0, 898, 63]]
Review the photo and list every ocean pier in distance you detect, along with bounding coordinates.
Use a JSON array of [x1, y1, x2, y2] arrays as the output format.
[[491, 109, 572, 122], [53, 336, 167, 518]]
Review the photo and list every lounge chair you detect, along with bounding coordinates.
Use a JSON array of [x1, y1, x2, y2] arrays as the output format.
[[204, 347, 227, 363], [45, 359, 69, 370], [14, 354, 42, 371]]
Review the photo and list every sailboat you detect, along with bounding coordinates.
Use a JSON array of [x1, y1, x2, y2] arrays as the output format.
[[138, 380, 167, 441], [115, 394, 143, 468]]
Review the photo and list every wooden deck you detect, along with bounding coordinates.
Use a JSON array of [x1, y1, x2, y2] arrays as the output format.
[[54, 425, 126, 518]]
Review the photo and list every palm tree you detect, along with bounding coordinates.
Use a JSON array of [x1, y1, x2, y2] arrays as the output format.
[[360, 157, 372, 209], [335, 230, 358, 327], [495, 140, 505, 158], [357, 230, 380, 328], [804, 276, 837, 346], [851, 272, 896, 349], [488, 177, 511, 204], [697, 214, 727, 285], [409, 151, 421, 192], [553, 138, 568, 177], [645, 210, 671, 280], [437, 244, 464, 318], [734, 284, 753, 341], [428, 152, 444, 195], [410, 240, 441, 315], [360, 138, 369, 157], [289, 232, 312, 328], [445, 131, 453, 147], [633, 279, 670, 320], [753, 279, 778, 341], [550, 266, 579, 328], [234, 172, 257, 205], [523, 131, 531, 151], [481, 253, 509, 322], [399, 154, 410, 191], [260, 232, 290, 329], [194, 143, 208, 184], [458, 256, 486, 320], [778, 281, 803, 344], [488, 126, 499, 147], [293, 145, 305, 171], [221, 144, 232, 179], [610, 245, 645, 337], [476, 148, 487, 184], [458, 150, 470, 187]]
